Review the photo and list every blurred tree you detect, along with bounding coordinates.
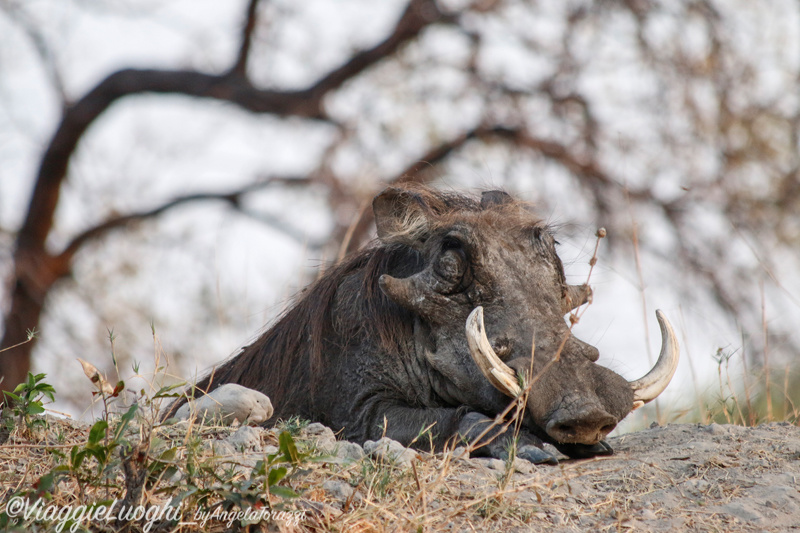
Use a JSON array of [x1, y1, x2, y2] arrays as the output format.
[[1, 0, 798, 405], [1, 0, 453, 392]]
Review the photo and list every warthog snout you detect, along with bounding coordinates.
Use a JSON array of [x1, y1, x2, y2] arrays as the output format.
[[545, 406, 618, 445]]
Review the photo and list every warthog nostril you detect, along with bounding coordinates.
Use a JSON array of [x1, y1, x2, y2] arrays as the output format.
[[551, 421, 576, 434], [545, 409, 618, 445], [600, 422, 617, 435]]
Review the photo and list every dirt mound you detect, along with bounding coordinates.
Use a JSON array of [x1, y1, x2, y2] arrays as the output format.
[[348, 422, 800, 532], [516, 422, 800, 531], [2, 419, 799, 531]]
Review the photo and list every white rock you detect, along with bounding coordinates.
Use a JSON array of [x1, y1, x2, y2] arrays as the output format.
[[452, 446, 470, 461], [174, 384, 274, 425], [203, 440, 236, 456], [322, 480, 354, 502], [334, 441, 365, 463], [226, 425, 264, 451], [470, 457, 506, 472], [513, 458, 535, 475], [363, 437, 417, 467], [301, 423, 337, 453]]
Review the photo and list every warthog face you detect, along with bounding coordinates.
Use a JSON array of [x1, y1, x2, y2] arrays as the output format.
[[376, 187, 678, 451]]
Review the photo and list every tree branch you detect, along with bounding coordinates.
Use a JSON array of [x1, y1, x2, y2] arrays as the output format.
[[56, 177, 314, 267], [0, 3, 68, 105], [230, 0, 262, 77], [305, 0, 450, 101], [16, 0, 450, 256]]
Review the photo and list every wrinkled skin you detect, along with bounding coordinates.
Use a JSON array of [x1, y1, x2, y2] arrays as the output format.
[[362, 188, 632, 463], [184, 186, 641, 465]]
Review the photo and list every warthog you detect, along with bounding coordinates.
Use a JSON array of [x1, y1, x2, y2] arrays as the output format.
[[177, 186, 679, 464]]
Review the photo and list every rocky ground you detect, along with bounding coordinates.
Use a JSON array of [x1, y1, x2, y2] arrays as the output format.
[[299, 422, 800, 532], [524, 422, 800, 532], [2, 418, 799, 532]]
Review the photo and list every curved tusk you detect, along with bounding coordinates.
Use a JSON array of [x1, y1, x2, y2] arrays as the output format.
[[629, 310, 680, 409], [466, 306, 522, 397]]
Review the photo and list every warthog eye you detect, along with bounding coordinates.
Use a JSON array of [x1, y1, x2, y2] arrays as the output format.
[[434, 237, 468, 288]]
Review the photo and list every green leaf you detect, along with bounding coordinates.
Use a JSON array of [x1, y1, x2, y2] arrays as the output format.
[[3, 391, 19, 402], [278, 431, 299, 465], [250, 460, 267, 478], [33, 471, 57, 497], [48, 448, 67, 460], [71, 446, 87, 470], [113, 404, 138, 441], [121, 402, 139, 422], [160, 465, 179, 482], [88, 420, 109, 445], [35, 381, 56, 393], [87, 445, 108, 466], [27, 402, 45, 415], [268, 486, 299, 499], [266, 450, 280, 464], [30, 418, 48, 430], [158, 446, 178, 462], [39, 390, 55, 403], [153, 383, 186, 399], [267, 466, 287, 487]]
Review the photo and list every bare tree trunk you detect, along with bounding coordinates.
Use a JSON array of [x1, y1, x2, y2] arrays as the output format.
[[1, 283, 45, 393], [1, 243, 63, 393]]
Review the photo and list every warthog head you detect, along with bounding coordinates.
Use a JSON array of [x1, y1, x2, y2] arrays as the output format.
[[376, 187, 678, 450]]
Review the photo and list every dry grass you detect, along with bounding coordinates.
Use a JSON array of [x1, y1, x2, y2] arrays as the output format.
[[0, 385, 796, 533], [3, 394, 799, 532]]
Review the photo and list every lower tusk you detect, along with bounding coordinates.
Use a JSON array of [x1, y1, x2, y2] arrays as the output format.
[[629, 310, 680, 406]]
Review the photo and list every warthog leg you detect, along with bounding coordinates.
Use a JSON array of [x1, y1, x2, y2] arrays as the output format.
[[458, 411, 559, 465]]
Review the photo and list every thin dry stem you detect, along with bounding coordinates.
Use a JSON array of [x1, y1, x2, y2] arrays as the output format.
[[740, 330, 755, 425], [760, 279, 773, 421]]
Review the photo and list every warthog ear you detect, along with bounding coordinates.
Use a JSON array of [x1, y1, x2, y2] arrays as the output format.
[[480, 190, 513, 209], [373, 187, 432, 246]]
